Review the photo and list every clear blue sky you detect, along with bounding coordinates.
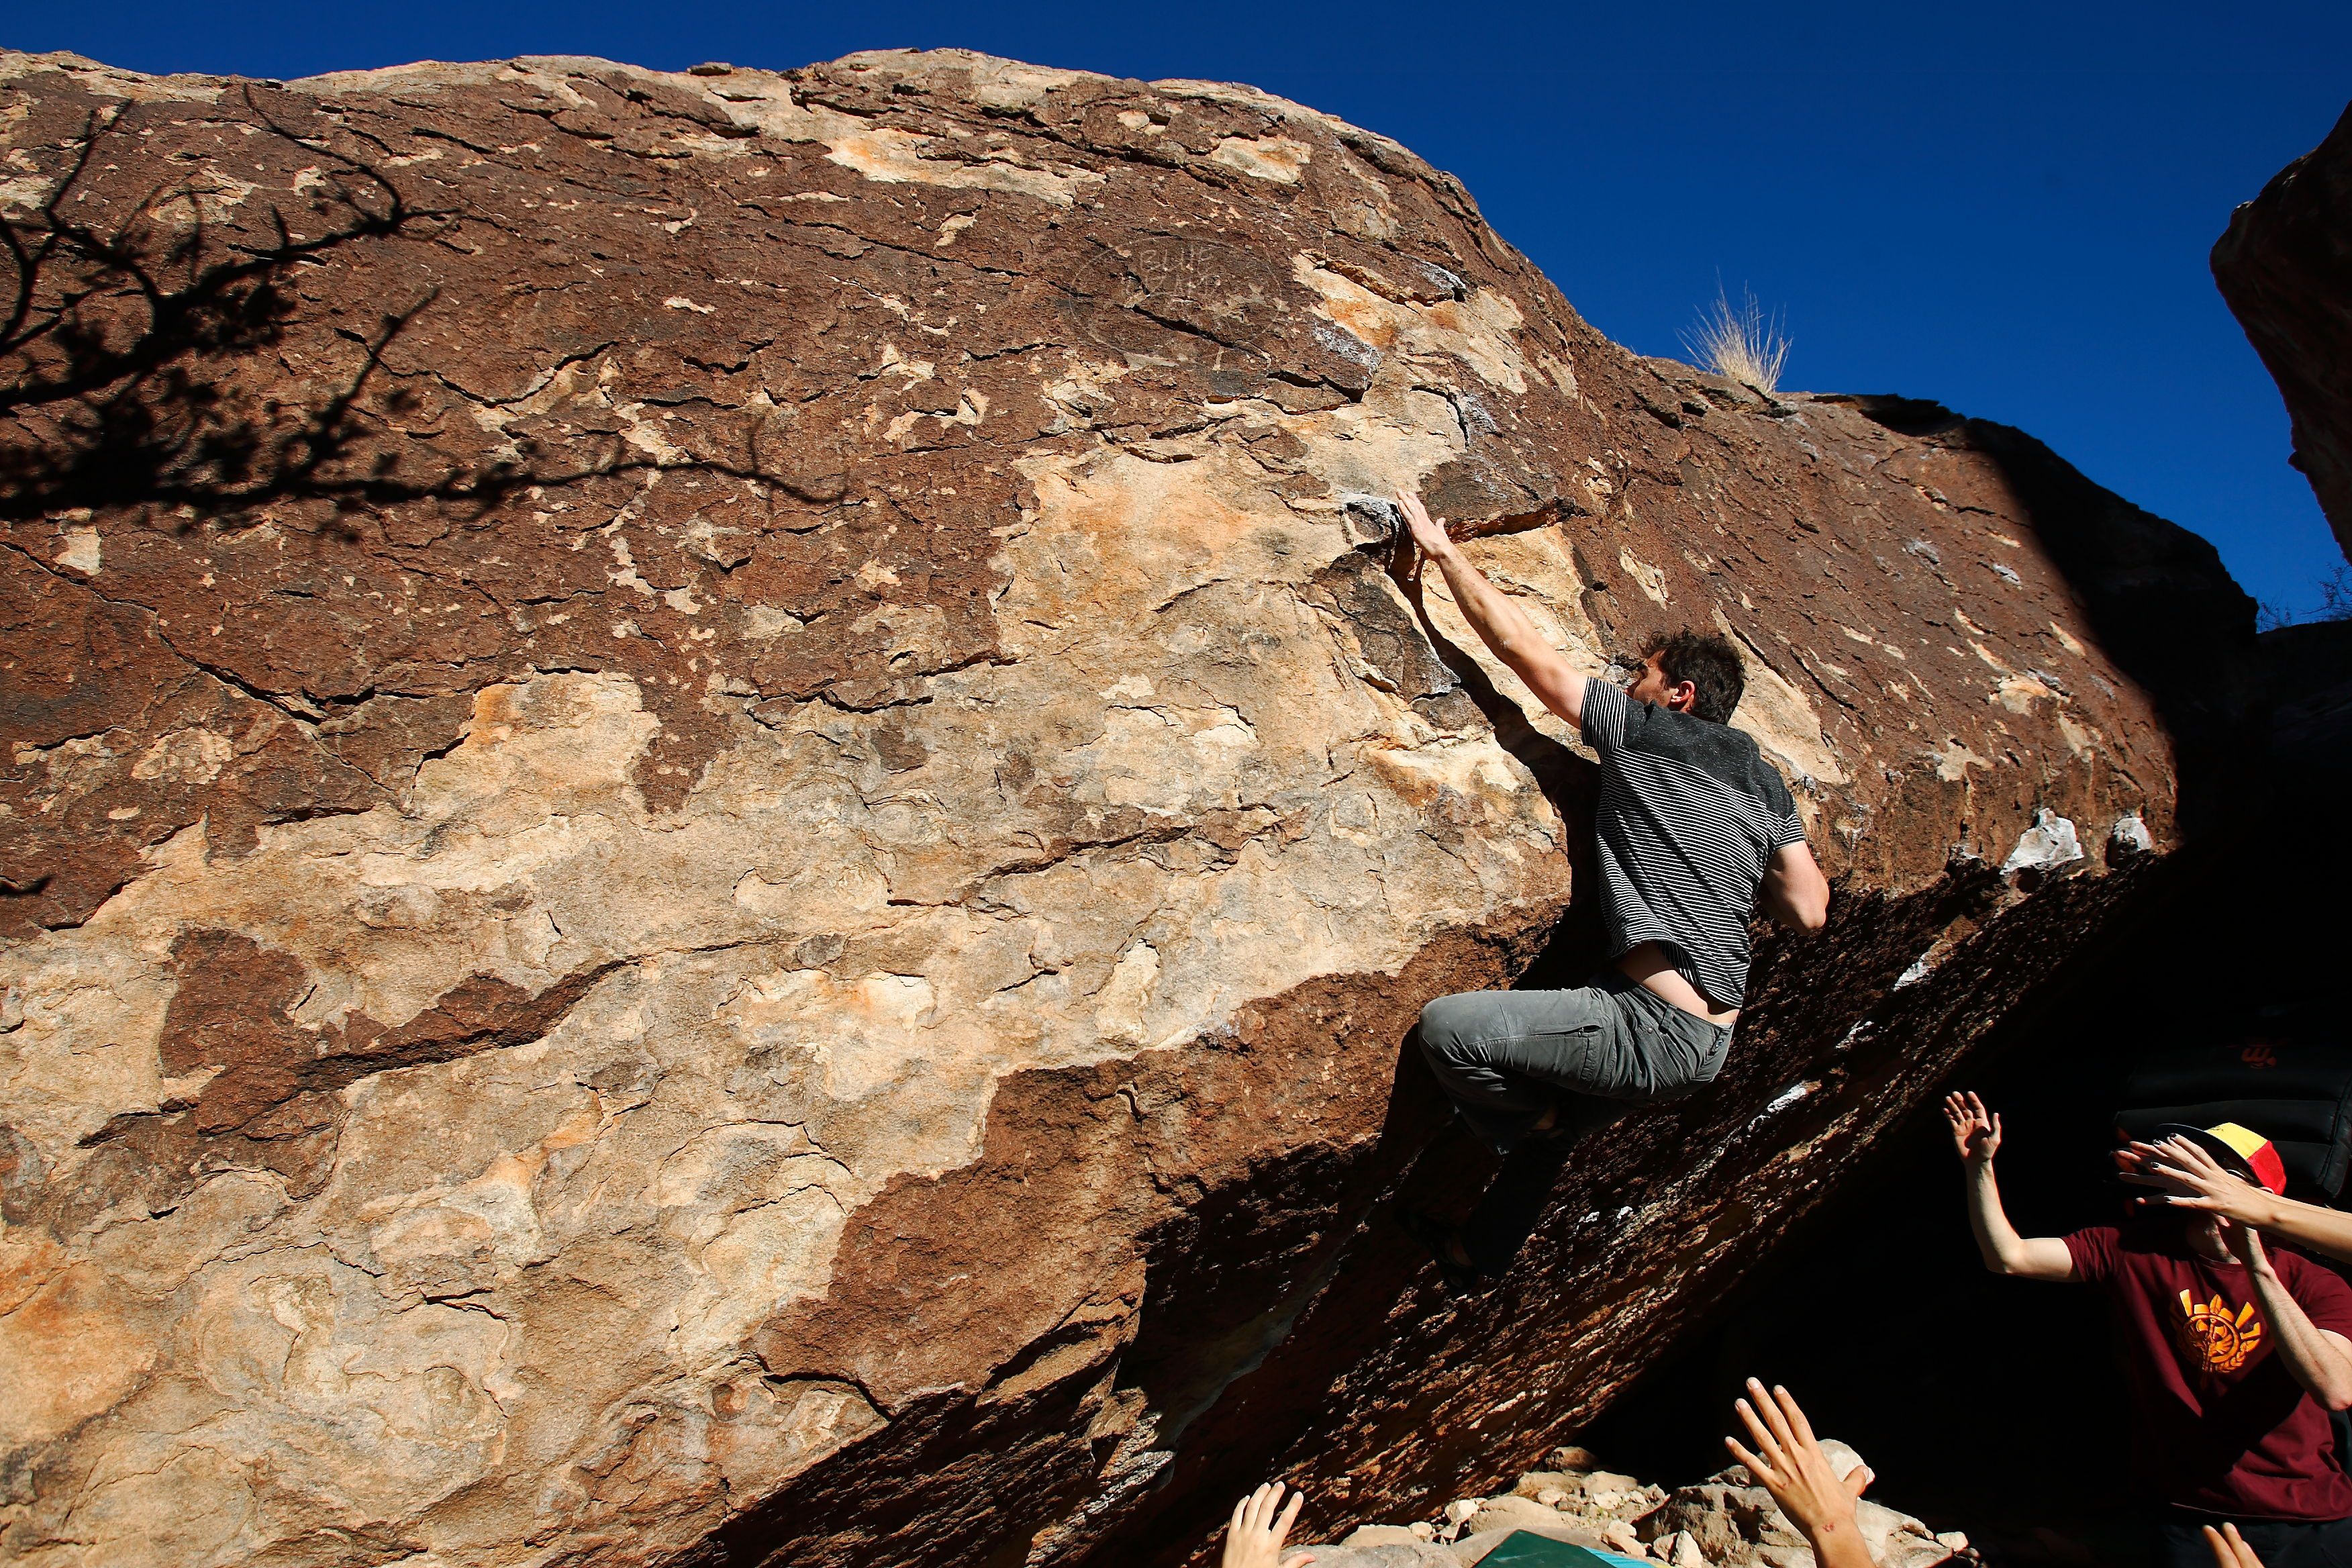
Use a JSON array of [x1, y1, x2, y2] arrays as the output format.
[[13, 1, 2349, 616]]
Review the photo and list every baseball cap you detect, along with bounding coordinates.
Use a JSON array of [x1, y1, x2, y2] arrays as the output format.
[[2153, 1120, 2290, 1196]]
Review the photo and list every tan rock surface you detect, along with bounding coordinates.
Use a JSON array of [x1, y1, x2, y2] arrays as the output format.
[[0, 46, 2244, 1568]]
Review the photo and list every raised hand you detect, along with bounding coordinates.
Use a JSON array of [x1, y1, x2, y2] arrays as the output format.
[[1943, 1091, 2001, 1163], [1221, 1480, 1314, 1568], [2126, 1136, 2271, 1225], [2204, 1520, 2267, 1568], [1724, 1381, 1875, 1568]]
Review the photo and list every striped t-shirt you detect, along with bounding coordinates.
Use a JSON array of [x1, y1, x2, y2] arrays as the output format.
[[1581, 681, 1808, 1009]]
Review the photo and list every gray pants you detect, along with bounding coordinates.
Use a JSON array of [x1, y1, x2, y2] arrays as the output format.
[[1415, 971, 1734, 1278], [1417, 970, 1734, 1156]]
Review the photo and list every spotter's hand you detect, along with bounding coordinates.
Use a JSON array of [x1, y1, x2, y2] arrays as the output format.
[[1942, 1091, 2001, 1164]]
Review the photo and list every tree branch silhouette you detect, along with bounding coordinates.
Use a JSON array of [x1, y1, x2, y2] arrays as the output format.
[[0, 87, 833, 542], [0, 89, 473, 528]]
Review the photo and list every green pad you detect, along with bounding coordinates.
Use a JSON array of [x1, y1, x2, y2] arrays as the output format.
[[1473, 1532, 1647, 1568]]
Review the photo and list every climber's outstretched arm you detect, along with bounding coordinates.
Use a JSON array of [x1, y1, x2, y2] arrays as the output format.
[[1391, 489, 1590, 731]]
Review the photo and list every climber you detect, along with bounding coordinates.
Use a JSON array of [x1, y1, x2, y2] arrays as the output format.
[[1946, 1091, 2352, 1568], [1385, 487, 1830, 1293]]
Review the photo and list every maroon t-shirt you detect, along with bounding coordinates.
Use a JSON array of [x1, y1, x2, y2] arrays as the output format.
[[2066, 1223, 2352, 1519]]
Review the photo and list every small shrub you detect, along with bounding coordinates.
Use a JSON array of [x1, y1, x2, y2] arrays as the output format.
[[1684, 283, 1790, 393], [2255, 567, 2352, 630], [2322, 563, 2352, 622]]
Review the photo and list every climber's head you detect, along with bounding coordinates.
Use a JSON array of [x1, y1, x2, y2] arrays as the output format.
[[1630, 630, 1745, 723]]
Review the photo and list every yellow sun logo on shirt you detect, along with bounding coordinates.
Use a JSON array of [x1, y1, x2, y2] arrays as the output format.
[[2176, 1290, 2264, 1373]]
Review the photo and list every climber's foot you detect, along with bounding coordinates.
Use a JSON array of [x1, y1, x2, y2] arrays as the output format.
[[1397, 1208, 1493, 1298], [1531, 1099, 1561, 1135]]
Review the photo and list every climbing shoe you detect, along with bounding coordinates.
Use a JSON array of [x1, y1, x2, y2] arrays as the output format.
[[1396, 1207, 1494, 1299]]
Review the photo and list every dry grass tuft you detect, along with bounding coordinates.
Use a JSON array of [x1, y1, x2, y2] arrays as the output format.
[[1684, 284, 1791, 393]]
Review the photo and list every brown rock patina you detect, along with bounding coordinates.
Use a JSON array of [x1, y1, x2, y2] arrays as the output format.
[[0, 47, 2245, 1568], [2214, 99, 2352, 564]]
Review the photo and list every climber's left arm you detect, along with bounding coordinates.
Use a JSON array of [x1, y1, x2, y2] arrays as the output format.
[[1760, 841, 1830, 932]]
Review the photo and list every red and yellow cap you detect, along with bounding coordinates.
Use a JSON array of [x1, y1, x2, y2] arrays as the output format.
[[2157, 1120, 2290, 1195]]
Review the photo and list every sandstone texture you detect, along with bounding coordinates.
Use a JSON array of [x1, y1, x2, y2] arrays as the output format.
[[2214, 99, 2352, 562], [0, 48, 2247, 1568]]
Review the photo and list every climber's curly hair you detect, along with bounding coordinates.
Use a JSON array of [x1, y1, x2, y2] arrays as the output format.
[[1647, 630, 1746, 724]]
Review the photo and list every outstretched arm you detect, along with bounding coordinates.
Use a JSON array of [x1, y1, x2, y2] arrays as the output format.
[[1945, 1093, 2076, 1280], [1391, 490, 1591, 732], [1220, 1481, 1314, 1568], [2228, 1226, 2352, 1411], [1724, 1380, 1875, 1568], [1761, 841, 1830, 932], [2127, 1136, 2352, 1267], [2205, 1522, 2267, 1568]]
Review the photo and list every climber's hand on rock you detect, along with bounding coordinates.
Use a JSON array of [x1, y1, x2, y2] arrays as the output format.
[[1724, 1381, 1874, 1568], [1943, 1091, 2000, 1163], [1393, 489, 1456, 562], [1222, 1480, 1314, 1568], [2204, 1521, 2267, 1568]]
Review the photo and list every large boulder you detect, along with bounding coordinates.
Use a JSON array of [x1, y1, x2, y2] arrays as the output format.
[[0, 48, 2247, 1568], [2214, 99, 2352, 562]]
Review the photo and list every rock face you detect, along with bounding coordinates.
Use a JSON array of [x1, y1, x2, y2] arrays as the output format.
[[2214, 99, 2352, 562], [0, 48, 2246, 1568]]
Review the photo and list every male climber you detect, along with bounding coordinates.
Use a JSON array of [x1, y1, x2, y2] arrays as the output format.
[[1386, 488, 1829, 1293]]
